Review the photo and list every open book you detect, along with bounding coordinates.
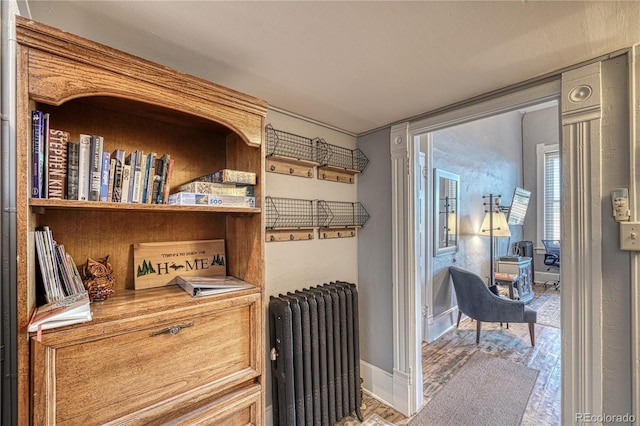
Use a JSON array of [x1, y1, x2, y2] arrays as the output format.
[[28, 291, 92, 332], [176, 275, 254, 297]]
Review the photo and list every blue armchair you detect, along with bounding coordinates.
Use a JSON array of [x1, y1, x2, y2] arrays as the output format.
[[449, 266, 537, 346]]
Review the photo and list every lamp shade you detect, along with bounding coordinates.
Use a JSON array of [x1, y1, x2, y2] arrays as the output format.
[[479, 211, 511, 237]]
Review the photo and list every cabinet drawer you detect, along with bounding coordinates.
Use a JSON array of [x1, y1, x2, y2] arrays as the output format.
[[31, 296, 261, 425], [161, 384, 262, 426]]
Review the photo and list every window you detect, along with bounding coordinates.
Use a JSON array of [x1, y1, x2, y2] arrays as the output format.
[[536, 143, 560, 246]]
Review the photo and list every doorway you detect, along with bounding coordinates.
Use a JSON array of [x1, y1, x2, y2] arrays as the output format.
[[418, 102, 562, 424], [389, 57, 631, 422]]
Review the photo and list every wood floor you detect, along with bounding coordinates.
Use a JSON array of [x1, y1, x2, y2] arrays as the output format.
[[337, 284, 561, 425]]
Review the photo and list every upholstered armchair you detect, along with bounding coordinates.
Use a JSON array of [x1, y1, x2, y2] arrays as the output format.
[[449, 266, 537, 346]]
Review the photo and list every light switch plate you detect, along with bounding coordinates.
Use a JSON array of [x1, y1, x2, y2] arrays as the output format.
[[620, 222, 640, 251]]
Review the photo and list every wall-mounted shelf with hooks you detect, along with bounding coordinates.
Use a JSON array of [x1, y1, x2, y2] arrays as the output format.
[[265, 197, 370, 241], [265, 196, 316, 241], [265, 124, 328, 178], [316, 201, 370, 239], [317, 145, 369, 184]]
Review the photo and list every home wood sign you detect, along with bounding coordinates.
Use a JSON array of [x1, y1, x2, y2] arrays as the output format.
[[133, 239, 226, 289]]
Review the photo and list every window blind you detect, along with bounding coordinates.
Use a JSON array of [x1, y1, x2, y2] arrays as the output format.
[[544, 149, 560, 240]]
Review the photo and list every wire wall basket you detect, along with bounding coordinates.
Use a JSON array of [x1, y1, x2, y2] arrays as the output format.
[[265, 124, 328, 164], [319, 144, 369, 173], [316, 201, 370, 228], [265, 196, 316, 229]]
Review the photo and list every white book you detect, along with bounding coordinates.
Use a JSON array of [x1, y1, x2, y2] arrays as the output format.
[[121, 164, 132, 203], [28, 291, 92, 332], [175, 275, 254, 298], [77, 134, 91, 201]]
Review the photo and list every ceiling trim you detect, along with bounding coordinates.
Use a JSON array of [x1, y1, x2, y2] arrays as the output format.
[[268, 105, 357, 137]]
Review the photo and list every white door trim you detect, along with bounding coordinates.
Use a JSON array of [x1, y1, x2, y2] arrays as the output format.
[[389, 122, 423, 416], [560, 62, 604, 422], [629, 44, 640, 423]]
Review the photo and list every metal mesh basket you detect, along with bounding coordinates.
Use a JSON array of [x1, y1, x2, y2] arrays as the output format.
[[316, 201, 370, 228], [265, 124, 328, 164], [318, 144, 369, 173], [265, 196, 316, 229]]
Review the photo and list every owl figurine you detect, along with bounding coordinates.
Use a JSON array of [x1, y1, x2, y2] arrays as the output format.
[[81, 255, 116, 301]]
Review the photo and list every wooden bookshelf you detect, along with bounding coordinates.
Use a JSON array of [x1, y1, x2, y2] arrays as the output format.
[[16, 16, 266, 425]]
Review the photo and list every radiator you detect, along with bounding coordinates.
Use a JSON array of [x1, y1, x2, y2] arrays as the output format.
[[269, 281, 363, 425]]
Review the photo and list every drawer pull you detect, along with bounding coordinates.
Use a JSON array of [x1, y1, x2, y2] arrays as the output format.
[[150, 321, 194, 337]]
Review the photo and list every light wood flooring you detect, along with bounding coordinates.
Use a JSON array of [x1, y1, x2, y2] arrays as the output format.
[[337, 284, 561, 425]]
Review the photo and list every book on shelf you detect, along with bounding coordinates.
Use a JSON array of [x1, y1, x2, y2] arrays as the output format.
[[125, 150, 137, 202], [31, 110, 45, 198], [155, 153, 169, 204], [168, 192, 255, 208], [194, 169, 256, 185], [161, 158, 174, 204], [142, 152, 156, 203], [130, 150, 143, 203], [175, 275, 254, 298], [46, 129, 69, 200], [174, 181, 254, 196], [88, 135, 104, 201], [28, 291, 92, 333], [121, 163, 132, 203], [100, 151, 111, 202], [34, 226, 86, 303], [107, 158, 116, 202], [42, 113, 50, 198], [111, 149, 126, 202], [66, 141, 80, 200], [77, 134, 91, 201]]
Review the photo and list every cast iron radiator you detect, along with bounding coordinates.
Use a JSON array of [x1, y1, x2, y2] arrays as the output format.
[[269, 281, 363, 425]]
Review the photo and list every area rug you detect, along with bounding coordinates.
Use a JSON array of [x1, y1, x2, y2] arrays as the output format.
[[536, 295, 561, 328], [408, 351, 539, 426], [361, 414, 395, 426]]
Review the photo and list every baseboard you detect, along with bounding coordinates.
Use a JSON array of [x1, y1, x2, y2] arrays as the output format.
[[360, 359, 394, 407], [535, 271, 559, 284], [265, 404, 273, 426], [424, 306, 458, 343], [392, 368, 411, 416]]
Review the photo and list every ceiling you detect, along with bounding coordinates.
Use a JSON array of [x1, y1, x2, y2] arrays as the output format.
[[20, 1, 640, 135]]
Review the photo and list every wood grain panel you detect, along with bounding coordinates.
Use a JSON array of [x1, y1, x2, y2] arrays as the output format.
[[32, 299, 259, 425]]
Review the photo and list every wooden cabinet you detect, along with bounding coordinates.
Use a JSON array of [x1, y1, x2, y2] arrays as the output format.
[[15, 17, 266, 425], [496, 257, 534, 304]]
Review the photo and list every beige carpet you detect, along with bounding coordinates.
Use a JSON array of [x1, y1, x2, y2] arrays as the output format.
[[536, 295, 561, 329], [407, 351, 539, 426]]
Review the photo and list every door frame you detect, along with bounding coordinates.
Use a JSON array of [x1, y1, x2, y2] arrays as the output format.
[[389, 78, 561, 415]]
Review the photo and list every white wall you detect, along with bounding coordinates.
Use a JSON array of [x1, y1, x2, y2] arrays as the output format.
[[264, 109, 359, 412]]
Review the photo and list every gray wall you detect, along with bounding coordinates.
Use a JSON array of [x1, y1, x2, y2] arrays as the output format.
[[522, 105, 560, 275], [600, 55, 632, 415], [357, 127, 394, 373]]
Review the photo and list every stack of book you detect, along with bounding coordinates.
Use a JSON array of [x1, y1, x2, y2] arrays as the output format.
[[29, 227, 92, 332], [31, 110, 174, 204], [168, 169, 256, 207]]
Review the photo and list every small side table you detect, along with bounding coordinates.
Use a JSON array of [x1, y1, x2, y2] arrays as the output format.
[[497, 257, 534, 304]]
